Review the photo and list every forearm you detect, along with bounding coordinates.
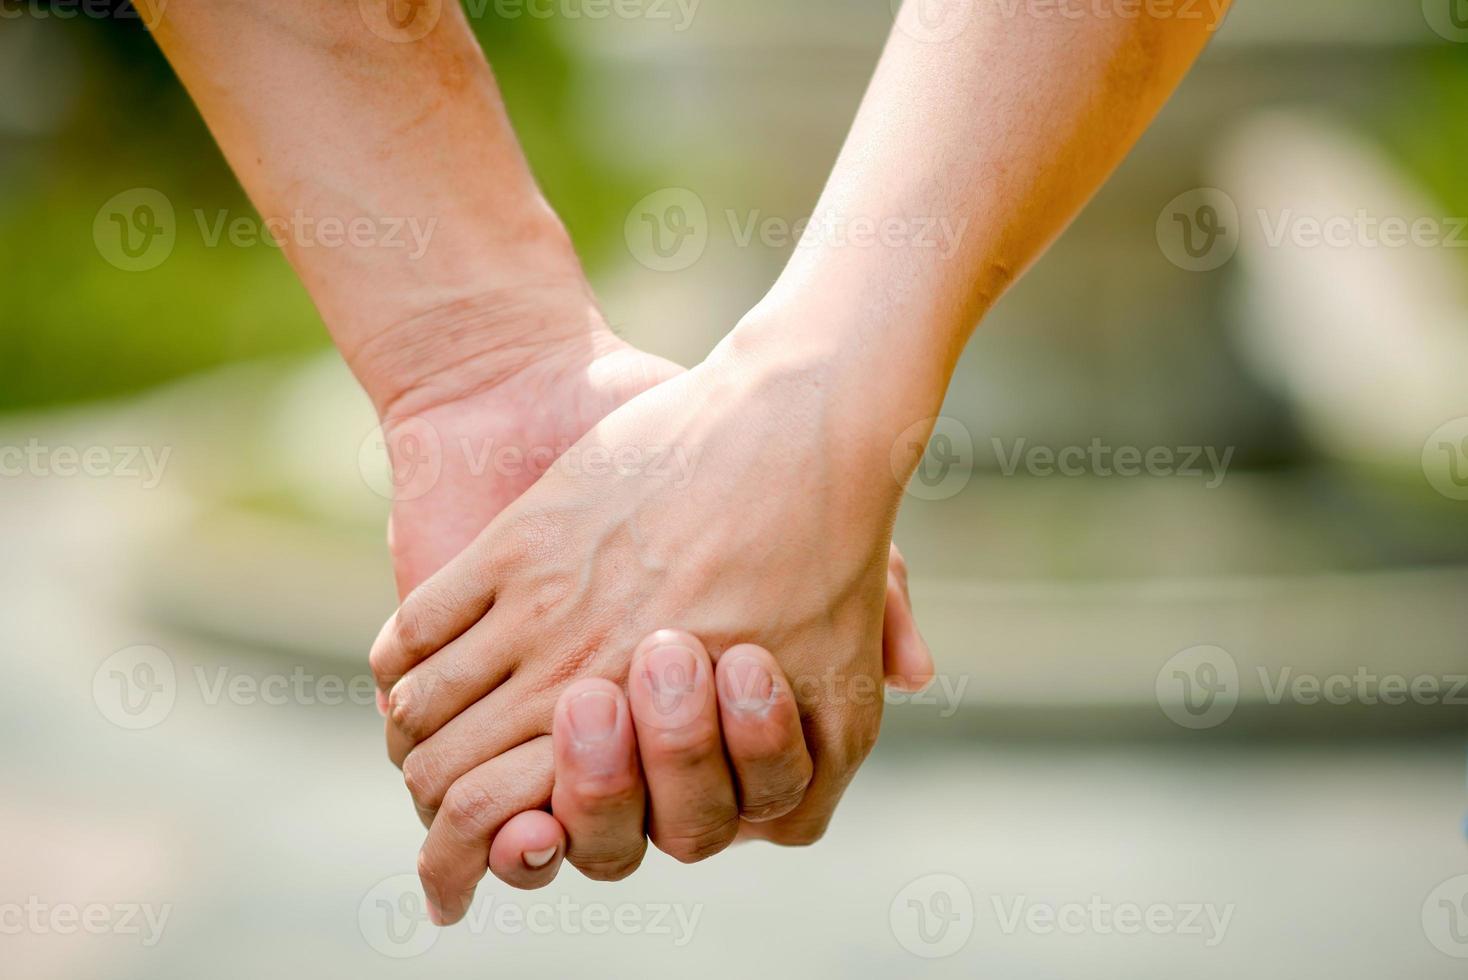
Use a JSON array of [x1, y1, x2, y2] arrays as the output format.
[[737, 0, 1228, 437], [141, 1, 592, 414]]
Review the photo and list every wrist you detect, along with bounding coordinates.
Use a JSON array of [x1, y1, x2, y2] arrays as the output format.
[[343, 215, 615, 421], [709, 301, 954, 512], [716, 295, 955, 445]]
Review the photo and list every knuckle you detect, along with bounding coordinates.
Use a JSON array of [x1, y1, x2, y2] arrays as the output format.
[[416, 849, 438, 888], [809, 702, 880, 778], [653, 812, 739, 864], [416, 849, 449, 905], [401, 751, 442, 810], [392, 602, 431, 659], [739, 790, 805, 823], [567, 772, 642, 813], [434, 654, 474, 695], [440, 781, 500, 836], [388, 682, 432, 744], [394, 585, 454, 657], [493, 514, 560, 573], [368, 644, 398, 689], [739, 762, 813, 822], [641, 720, 722, 768]]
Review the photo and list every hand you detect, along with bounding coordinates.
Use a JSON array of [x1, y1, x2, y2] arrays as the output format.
[[482, 630, 814, 892], [375, 290, 932, 699], [401, 544, 927, 898], [375, 286, 682, 600], [369, 280, 931, 895], [372, 318, 924, 920]]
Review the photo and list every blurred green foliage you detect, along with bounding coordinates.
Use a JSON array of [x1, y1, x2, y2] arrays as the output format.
[[1376, 47, 1468, 219], [1, 9, 1464, 414], [0, 8, 647, 411]]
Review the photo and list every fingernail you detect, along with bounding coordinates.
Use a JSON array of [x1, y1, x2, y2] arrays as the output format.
[[640, 644, 703, 726], [567, 690, 619, 744], [375, 688, 389, 717], [523, 845, 558, 869], [643, 645, 698, 694], [720, 654, 774, 713]]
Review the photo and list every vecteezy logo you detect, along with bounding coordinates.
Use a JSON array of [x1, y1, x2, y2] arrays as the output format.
[[93, 188, 176, 272], [890, 416, 974, 501], [358, 0, 442, 42], [636, 644, 708, 731], [1156, 644, 1239, 730], [624, 188, 708, 272], [1422, 874, 1468, 958], [387, 0, 426, 27], [115, 0, 171, 30], [648, 661, 694, 715], [891, 0, 974, 44], [137, 0, 170, 30], [360, 874, 438, 958], [1424, 0, 1468, 42], [890, 873, 974, 958], [358, 416, 443, 502], [1156, 188, 1240, 272], [1422, 417, 1468, 501], [93, 645, 177, 730]]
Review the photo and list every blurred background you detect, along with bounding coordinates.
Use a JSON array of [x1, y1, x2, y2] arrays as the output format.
[[3, 0, 1468, 976]]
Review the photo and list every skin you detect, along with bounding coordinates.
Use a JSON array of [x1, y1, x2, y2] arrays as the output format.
[[139, 0, 933, 897], [379, 338, 905, 913], [373, 0, 1231, 923], [479, 550, 918, 892], [479, 632, 811, 893], [140, 0, 1227, 922]]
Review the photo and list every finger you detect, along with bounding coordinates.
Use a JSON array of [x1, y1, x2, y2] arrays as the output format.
[[397, 671, 545, 818], [628, 630, 739, 864], [551, 680, 649, 881], [882, 542, 934, 692], [418, 735, 552, 926], [386, 713, 416, 777], [368, 547, 500, 698], [487, 809, 566, 891], [714, 644, 812, 822], [384, 612, 518, 764], [734, 733, 848, 848], [739, 663, 884, 848]]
